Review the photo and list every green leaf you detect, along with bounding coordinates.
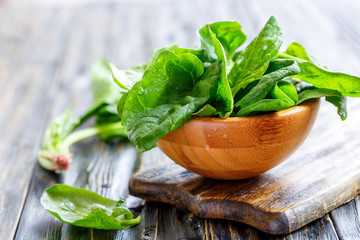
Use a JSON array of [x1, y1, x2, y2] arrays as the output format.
[[109, 62, 145, 91], [235, 59, 300, 109], [112, 44, 205, 93], [122, 58, 219, 152], [285, 42, 325, 67], [198, 21, 246, 117], [199, 21, 246, 61], [297, 87, 347, 120], [41, 184, 140, 230], [117, 91, 129, 119], [326, 96, 347, 120], [90, 58, 125, 126], [297, 88, 341, 104], [280, 43, 354, 120], [193, 104, 217, 117], [146, 44, 206, 67], [122, 50, 205, 128], [38, 109, 80, 171], [294, 61, 360, 96], [145, 43, 179, 67], [172, 48, 206, 62], [91, 58, 123, 107], [229, 16, 284, 96], [270, 80, 298, 105], [199, 26, 231, 116], [235, 99, 294, 117], [281, 43, 360, 96], [95, 104, 120, 125]]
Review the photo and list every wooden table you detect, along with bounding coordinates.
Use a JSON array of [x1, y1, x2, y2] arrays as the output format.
[[1, 0, 360, 239]]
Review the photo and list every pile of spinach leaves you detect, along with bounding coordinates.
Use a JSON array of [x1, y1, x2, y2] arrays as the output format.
[[109, 16, 360, 152]]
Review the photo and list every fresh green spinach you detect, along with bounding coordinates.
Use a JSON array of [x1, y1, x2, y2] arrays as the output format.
[[229, 16, 284, 96], [234, 59, 300, 109], [199, 22, 245, 117], [122, 51, 219, 151], [40, 17, 360, 155], [106, 16, 360, 152], [41, 184, 140, 230]]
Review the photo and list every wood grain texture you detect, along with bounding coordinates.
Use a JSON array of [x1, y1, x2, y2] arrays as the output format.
[[157, 99, 320, 180], [14, 141, 145, 240], [0, 0, 360, 239], [330, 197, 360, 240], [0, 145, 34, 240], [130, 134, 360, 235]]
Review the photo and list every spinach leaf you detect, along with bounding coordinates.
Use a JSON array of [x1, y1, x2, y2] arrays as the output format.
[[285, 42, 325, 67], [326, 96, 347, 120], [172, 48, 206, 62], [235, 99, 294, 117], [146, 43, 206, 68], [193, 104, 217, 117], [38, 109, 80, 171], [229, 16, 284, 96], [270, 80, 298, 104], [297, 88, 347, 120], [281, 43, 360, 96], [294, 62, 360, 96], [297, 88, 341, 104], [90, 57, 123, 127], [41, 184, 140, 230], [117, 91, 129, 119], [122, 58, 220, 152], [121, 50, 205, 128], [109, 62, 145, 91], [199, 22, 244, 116], [91, 57, 124, 107], [235, 59, 300, 109], [199, 21, 246, 61]]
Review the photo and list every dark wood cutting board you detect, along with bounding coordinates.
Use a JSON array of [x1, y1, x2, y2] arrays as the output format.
[[130, 100, 360, 235], [130, 157, 360, 235]]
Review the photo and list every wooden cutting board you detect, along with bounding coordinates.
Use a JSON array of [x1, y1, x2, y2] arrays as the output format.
[[129, 101, 360, 235]]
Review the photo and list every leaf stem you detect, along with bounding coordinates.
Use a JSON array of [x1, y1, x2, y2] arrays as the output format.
[[62, 121, 127, 150]]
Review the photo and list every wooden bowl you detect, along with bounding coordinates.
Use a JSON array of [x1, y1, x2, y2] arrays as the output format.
[[157, 99, 320, 180]]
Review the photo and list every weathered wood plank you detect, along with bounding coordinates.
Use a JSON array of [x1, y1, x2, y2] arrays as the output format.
[[14, 141, 143, 240], [0, 145, 35, 240], [0, 0, 360, 239], [130, 98, 360, 235], [330, 198, 360, 240], [279, 215, 339, 240]]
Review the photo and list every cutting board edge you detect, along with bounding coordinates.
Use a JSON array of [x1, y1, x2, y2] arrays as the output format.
[[129, 175, 292, 234], [286, 173, 360, 233]]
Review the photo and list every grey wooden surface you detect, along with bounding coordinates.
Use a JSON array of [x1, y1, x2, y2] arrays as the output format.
[[1, 0, 360, 239]]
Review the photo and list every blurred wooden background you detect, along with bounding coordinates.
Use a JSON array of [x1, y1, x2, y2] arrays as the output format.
[[1, 0, 360, 239]]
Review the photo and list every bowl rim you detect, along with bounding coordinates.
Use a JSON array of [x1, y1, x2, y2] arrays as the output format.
[[189, 98, 320, 123]]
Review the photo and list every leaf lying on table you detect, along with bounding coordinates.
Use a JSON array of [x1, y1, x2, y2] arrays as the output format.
[[41, 184, 141, 230]]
